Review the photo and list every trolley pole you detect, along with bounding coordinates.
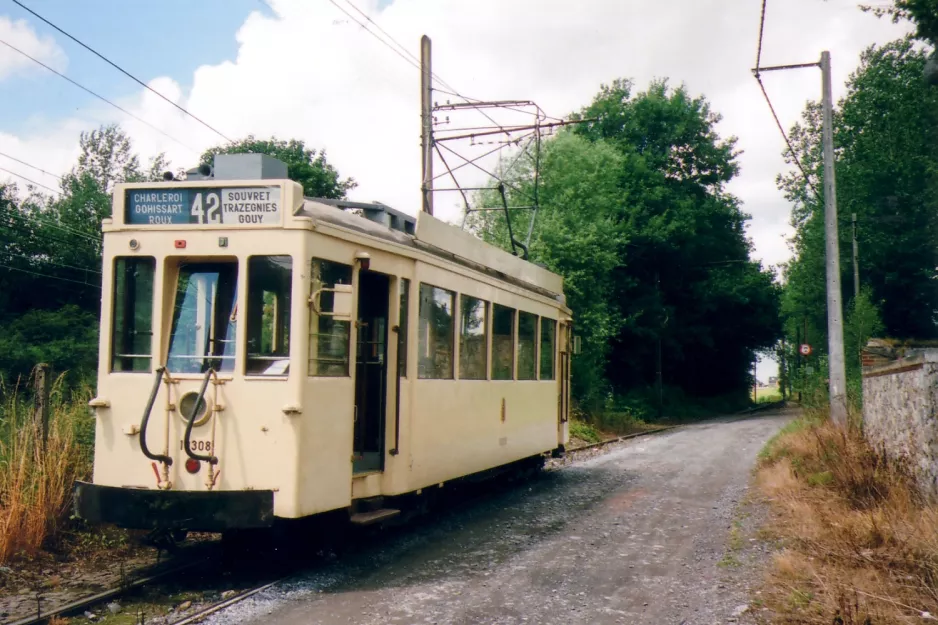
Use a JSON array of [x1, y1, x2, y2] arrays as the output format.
[[420, 35, 434, 216], [821, 51, 848, 426]]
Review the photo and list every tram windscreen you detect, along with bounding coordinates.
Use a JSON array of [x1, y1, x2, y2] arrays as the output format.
[[167, 261, 238, 373]]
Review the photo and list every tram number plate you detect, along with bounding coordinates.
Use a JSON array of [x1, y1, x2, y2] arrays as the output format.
[[180, 440, 214, 453]]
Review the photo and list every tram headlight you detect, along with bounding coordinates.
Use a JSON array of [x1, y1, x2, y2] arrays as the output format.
[[179, 391, 210, 427]]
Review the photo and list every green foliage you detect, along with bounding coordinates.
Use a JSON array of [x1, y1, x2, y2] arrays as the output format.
[[200, 136, 356, 199], [0, 307, 98, 387], [569, 419, 602, 443], [862, 0, 938, 46], [2, 126, 355, 389], [779, 38, 935, 407], [470, 79, 782, 412], [781, 39, 938, 340]]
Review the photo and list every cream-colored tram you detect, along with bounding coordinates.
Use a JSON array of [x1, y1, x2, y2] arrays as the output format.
[[74, 154, 572, 535]]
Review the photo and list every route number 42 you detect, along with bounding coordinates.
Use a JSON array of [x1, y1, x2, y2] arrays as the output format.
[[191, 192, 222, 224]]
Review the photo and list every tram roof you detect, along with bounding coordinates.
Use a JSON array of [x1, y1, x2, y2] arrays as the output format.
[[298, 197, 565, 302]]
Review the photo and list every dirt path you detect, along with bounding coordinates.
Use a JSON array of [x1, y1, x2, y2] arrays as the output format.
[[206, 407, 795, 625]]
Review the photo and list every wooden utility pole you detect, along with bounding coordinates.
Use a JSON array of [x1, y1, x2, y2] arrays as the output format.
[[33, 363, 51, 451], [420, 35, 434, 216], [821, 51, 848, 426]]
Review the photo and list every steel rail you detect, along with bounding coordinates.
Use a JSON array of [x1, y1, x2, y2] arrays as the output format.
[[4, 557, 208, 625], [168, 578, 287, 625]]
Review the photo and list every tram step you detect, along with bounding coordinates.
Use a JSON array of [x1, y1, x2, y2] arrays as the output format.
[[350, 508, 401, 526]]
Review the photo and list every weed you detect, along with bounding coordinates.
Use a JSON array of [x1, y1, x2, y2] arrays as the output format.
[[718, 553, 742, 568], [569, 419, 602, 444], [756, 410, 938, 624], [0, 373, 95, 563]]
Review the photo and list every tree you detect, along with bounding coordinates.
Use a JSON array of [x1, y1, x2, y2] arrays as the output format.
[[471, 79, 782, 410], [779, 38, 938, 352], [200, 136, 356, 199], [0, 124, 168, 384], [862, 0, 938, 46]]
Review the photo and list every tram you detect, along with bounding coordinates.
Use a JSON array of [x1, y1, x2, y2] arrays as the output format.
[[73, 153, 572, 533]]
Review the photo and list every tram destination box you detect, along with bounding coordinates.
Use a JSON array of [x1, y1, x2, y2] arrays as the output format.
[[125, 185, 282, 226]]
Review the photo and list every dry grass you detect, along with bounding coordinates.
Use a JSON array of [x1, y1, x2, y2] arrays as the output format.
[[757, 409, 938, 624], [0, 373, 94, 564]]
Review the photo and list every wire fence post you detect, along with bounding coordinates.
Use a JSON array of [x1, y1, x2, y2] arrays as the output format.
[[33, 363, 51, 453]]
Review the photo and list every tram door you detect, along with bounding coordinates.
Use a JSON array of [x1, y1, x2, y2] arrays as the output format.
[[558, 321, 571, 433], [353, 270, 390, 473]]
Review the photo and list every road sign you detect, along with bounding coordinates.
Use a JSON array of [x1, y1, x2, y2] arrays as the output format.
[[799, 343, 812, 356]]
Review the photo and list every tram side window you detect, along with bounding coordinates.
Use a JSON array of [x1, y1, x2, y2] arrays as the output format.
[[398, 278, 409, 378], [309, 258, 352, 377], [246, 256, 292, 376], [167, 261, 239, 374], [540, 318, 556, 380], [111, 257, 155, 372], [518, 311, 538, 380], [492, 304, 515, 380], [418, 283, 454, 379], [459, 295, 488, 380]]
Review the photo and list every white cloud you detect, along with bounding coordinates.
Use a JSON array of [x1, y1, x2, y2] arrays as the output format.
[[0, 0, 915, 276], [0, 16, 67, 80]]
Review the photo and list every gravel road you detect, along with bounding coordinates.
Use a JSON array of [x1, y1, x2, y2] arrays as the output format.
[[206, 408, 794, 625]]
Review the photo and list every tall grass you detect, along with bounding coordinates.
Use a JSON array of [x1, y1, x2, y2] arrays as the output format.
[[0, 373, 94, 564], [758, 406, 938, 624]]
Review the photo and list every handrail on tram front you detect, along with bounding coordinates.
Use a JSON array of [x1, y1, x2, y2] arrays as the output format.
[[140, 366, 173, 466], [182, 367, 218, 465]]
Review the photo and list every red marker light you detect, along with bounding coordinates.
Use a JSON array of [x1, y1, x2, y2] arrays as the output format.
[[185, 458, 200, 474], [174, 240, 187, 249]]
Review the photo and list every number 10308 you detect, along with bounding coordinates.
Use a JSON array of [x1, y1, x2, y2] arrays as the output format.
[[180, 440, 213, 452]]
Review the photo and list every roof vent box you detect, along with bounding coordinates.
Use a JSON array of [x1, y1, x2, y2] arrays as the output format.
[[212, 154, 288, 181]]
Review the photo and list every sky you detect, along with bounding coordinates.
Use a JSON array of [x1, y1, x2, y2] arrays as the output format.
[[0, 0, 916, 382]]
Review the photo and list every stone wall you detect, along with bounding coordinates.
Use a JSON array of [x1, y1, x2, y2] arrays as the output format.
[[862, 342, 938, 498]]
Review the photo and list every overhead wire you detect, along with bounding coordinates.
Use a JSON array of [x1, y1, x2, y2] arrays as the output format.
[[10, 0, 233, 144], [335, 0, 521, 137], [0, 151, 63, 182], [0, 204, 103, 246], [0, 261, 100, 289], [0, 166, 60, 195], [0, 249, 101, 275], [752, 0, 821, 200], [0, 39, 198, 153], [334, 0, 565, 228]]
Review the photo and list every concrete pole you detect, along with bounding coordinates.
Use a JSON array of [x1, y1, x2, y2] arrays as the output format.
[[420, 35, 433, 216], [821, 51, 848, 426]]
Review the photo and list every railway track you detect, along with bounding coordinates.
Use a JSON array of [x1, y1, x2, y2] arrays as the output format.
[[4, 421, 697, 625]]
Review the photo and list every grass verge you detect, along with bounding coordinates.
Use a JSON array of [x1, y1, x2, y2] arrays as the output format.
[[0, 374, 95, 564], [756, 408, 938, 624]]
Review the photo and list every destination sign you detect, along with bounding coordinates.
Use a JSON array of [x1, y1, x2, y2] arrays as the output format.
[[125, 186, 282, 226]]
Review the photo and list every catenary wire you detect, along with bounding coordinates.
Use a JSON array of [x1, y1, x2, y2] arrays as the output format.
[[333, 0, 519, 137], [752, 0, 821, 200], [0, 166, 60, 195], [0, 204, 103, 245], [0, 249, 102, 274], [10, 0, 233, 144], [0, 151, 63, 182], [0, 38, 198, 153], [0, 261, 101, 288]]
